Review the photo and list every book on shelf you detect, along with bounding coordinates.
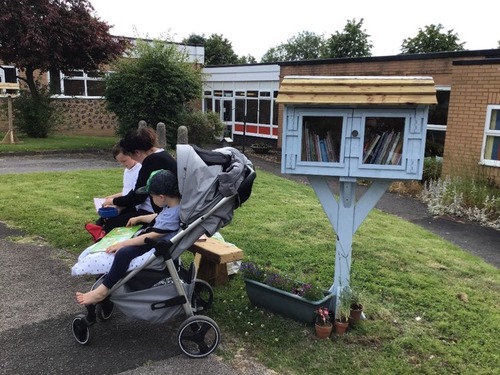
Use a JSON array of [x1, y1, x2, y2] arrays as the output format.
[[375, 130, 394, 164], [390, 140, 403, 165], [302, 126, 340, 162], [385, 132, 401, 165], [369, 131, 387, 164], [363, 133, 381, 163], [319, 139, 329, 162], [326, 130, 338, 162]]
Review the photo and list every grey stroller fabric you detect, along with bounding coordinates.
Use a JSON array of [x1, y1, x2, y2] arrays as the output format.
[[213, 146, 254, 197], [110, 269, 195, 324], [170, 144, 253, 260]]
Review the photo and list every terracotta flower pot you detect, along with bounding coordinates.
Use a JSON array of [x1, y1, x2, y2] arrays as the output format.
[[315, 322, 333, 339], [349, 304, 364, 325], [334, 319, 349, 335]]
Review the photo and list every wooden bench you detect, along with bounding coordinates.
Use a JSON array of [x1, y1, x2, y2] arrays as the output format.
[[189, 237, 244, 285]]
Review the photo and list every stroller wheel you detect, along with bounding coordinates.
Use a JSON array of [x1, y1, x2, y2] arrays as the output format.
[[96, 298, 114, 321], [71, 314, 93, 345], [177, 315, 220, 358], [191, 279, 214, 314]]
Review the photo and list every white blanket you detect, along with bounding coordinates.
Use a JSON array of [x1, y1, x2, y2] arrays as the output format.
[[71, 247, 158, 276]]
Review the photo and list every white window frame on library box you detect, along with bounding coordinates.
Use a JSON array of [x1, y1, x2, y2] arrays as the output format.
[[282, 106, 428, 180]]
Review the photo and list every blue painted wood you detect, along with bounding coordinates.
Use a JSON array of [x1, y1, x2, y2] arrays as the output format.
[[281, 101, 429, 316], [281, 106, 429, 180], [308, 176, 391, 313]]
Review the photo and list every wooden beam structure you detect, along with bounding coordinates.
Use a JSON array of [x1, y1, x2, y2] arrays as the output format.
[[277, 76, 437, 106]]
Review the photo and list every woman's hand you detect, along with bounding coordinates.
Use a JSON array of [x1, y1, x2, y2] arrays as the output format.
[[102, 197, 115, 207]]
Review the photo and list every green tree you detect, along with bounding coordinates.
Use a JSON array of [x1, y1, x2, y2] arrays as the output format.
[[323, 18, 373, 58], [401, 24, 465, 54], [237, 55, 257, 64], [0, 0, 127, 137], [261, 46, 288, 63], [105, 39, 203, 146], [183, 33, 256, 65], [261, 31, 324, 62], [204, 34, 239, 66], [183, 33, 206, 47]]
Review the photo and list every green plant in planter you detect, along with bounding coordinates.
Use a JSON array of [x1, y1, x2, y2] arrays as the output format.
[[335, 287, 352, 323], [240, 261, 324, 301], [348, 288, 365, 325], [350, 288, 364, 310]]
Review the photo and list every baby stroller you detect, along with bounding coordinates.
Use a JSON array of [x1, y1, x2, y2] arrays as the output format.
[[71, 144, 255, 358]]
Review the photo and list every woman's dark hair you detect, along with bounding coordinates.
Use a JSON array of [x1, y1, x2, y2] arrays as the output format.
[[111, 141, 123, 159], [119, 127, 158, 155]]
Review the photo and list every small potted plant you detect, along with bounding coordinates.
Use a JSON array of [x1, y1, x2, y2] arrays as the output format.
[[250, 142, 272, 154], [314, 306, 333, 339], [334, 288, 351, 335], [349, 288, 364, 325]]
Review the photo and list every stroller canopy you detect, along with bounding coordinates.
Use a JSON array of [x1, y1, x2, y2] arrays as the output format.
[[169, 144, 255, 259]]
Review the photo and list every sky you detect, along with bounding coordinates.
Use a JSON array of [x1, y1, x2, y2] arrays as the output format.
[[89, 0, 499, 60]]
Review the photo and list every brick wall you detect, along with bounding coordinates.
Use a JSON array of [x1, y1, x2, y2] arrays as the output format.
[[442, 61, 500, 185], [0, 97, 118, 136]]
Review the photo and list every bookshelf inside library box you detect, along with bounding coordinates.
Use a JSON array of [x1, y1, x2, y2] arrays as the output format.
[[301, 114, 406, 165]]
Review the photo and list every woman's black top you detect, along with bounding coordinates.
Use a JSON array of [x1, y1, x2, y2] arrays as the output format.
[[113, 151, 177, 213]]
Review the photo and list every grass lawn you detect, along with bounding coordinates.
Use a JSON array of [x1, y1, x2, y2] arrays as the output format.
[[0, 164, 498, 374], [0, 134, 118, 153]]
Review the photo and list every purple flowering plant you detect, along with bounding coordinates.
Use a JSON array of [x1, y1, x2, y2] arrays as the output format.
[[241, 261, 325, 301]]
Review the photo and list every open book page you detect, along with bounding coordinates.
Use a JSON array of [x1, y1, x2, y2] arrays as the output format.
[[93, 197, 105, 213], [87, 225, 142, 253]]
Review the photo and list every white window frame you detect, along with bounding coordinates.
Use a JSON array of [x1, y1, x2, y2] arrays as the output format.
[[0, 65, 19, 97], [50, 69, 108, 98], [480, 104, 500, 167]]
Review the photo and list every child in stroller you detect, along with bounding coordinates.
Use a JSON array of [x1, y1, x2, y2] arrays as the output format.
[[76, 169, 181, 306], [71, 144, 255, 358]]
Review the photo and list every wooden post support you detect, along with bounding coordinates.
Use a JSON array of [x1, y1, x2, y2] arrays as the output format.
[[308, 176, 390, 311], [1, 82, 21, 144]]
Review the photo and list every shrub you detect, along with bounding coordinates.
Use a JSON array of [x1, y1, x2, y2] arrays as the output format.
[[105, 39, 203, 146], [13, 88, 62, 138], [422, 156, 442, 183], [179, 111, 224, 146]]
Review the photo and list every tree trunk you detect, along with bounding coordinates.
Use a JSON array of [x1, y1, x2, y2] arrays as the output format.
[[24, 66, 40, 98]]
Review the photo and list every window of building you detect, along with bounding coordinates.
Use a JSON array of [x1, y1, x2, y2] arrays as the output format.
[[246, 90, 258, 123], [481, 105, 500, 167], [0, 66, 18, 96], [50, 69, 107, 97], [426, 87, 450, 157], [258, 91, 271, 125]]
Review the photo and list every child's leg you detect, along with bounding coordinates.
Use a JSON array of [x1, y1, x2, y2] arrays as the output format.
[[102, 244, 151, 287], [76, 284, 109, 305], [75, 244, 151, 306]]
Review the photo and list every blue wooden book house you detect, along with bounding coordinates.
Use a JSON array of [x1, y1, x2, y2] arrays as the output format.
[[277, 76, 437, 310]]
